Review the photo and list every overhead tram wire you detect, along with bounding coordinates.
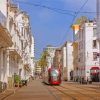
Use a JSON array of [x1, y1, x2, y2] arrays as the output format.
[[15, 0, 75, 13], [14, 0, 75, 16], [14, 0, 98, 15], [14, 0, 96, 46], [58, 0, 89, 46]]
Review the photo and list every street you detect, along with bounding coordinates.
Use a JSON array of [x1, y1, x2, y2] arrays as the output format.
[[0, 1, 100, 100], [2, 79, 100, 100]]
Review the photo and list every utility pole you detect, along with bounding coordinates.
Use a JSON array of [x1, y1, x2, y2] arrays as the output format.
[[97, 0, 100, 36], [97, 0, 100, 83]]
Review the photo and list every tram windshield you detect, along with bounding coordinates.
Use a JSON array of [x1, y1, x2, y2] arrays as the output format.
[[51, 70, 59, 77]]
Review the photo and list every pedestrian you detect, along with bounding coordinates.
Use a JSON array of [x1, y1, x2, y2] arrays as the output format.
[[87, 77, 88, 83]]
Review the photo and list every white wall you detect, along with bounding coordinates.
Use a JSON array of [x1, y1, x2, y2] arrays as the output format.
[[0, 0, 7, 17], [66, 42, 73, 81], [78, 22, 100, 80], [30, 36, 35, 76], [63, 47, 67, 68], [97, 0, 100, 39], [46, 46, 56, 68], [85, 23, 99, 79]]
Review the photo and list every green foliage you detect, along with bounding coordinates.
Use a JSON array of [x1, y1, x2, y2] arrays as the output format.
[[39, 50, 49, 69], [14, 74, 21, 84]]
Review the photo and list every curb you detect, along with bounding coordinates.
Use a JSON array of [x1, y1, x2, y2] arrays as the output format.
[[0, 91, 14, 100], [0, 87, 19, 100]]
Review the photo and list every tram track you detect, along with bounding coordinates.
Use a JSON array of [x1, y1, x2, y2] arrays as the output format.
[[51, 85, 78, 100], [42, 82, 62, 100], [63, 82, 100, 93], [53, 85, 98, 100], [43, 81, 100, 100], [59, 84, 99, 100], [44, 83, 77, 100]]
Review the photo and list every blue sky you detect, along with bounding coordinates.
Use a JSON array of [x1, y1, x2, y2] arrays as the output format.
[[16, 0, 96, 59]]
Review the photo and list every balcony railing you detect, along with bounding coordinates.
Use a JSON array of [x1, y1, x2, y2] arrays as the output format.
[[0, 10, 6, 27]]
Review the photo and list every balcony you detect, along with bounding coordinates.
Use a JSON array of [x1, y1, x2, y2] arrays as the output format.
[[24, 64, 31, 72], [0, 11, 13, 48], [9, 3, 18, 12], [9, 43, 22, 59]]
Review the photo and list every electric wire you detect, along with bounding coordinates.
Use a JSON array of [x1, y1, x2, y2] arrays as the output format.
[[58, 0, 89, 46], [13, 0, 98, 15], [14, 0, 75, 16], [13, 0, 95, 57]]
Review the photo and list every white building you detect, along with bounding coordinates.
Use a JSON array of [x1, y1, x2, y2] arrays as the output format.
[[0, 0, 35, 89], [97, 0, 100, 39], [30, 36, 35, 77], [75, 20, 100, 81], [34, 60, 42, 75], [61, 41, 73, 81], [0, 0, 13, 84], [15, 11, 32, 80], [45, 45, 57, 68]]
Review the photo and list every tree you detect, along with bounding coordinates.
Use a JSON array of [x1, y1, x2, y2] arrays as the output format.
[[74, 16, 89, 25], [38, 50, 49, 72]]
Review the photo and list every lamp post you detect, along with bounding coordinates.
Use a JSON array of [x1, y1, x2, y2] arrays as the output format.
[[97, 0, 100, 85]]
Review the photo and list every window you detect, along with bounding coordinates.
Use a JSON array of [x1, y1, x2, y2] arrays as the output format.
[[93, 52, 97, 61], [78, 58, 80, 62], [51, 70, 59, 77], [21, 40, 23, 50], [9, 20, 13, 32], [93, 28, 97, 37], [93, 40, 97, 48]]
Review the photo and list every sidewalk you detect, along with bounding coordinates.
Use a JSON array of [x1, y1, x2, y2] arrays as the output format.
[[0, 80, 56, 100], [0, 86, 19, 100], [0, 90, 14, 100]]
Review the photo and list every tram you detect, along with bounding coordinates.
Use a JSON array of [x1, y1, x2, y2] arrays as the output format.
[[43, 67, 62, 85]]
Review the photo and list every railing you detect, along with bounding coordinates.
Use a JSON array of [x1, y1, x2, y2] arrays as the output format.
[[10, 3, 18, 8], [0, 10, 6, 27], [14, 43, 22, 57]]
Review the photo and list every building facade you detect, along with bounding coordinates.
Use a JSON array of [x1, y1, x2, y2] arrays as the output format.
[[61, 42, 73, 81], [0, 0, 35, 90], [72, 25, 80, 81], [73, 20, 100, 82], [45, 45, 57, 68], [30, 36, 35, 77], [97, 0, 100, 39], [53, 48, 62, 68], [34, 60, 42, 76]]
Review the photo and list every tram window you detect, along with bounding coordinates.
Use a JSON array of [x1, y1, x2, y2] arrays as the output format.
[[51, 70, 59, 76]]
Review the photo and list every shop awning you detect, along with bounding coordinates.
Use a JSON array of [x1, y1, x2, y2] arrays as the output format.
[[90, 67, 100, 74], [90, 67, 99, 70]]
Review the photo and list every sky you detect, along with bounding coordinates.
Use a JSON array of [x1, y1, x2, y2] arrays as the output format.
[[15, 0, 96, 59]]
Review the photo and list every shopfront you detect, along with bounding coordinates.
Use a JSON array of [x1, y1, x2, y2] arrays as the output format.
[[90, 67, 100, 82]]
